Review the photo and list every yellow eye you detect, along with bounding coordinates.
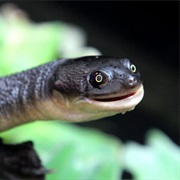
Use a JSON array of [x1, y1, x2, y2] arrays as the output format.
[[95, 74, 103, 83], [90, 71, 108, 88], [130, 64, 136, 73]]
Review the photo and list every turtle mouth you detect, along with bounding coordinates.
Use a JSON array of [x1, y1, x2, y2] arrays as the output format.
[[76, 84, 144, 113], [92, 92, 136, 102]]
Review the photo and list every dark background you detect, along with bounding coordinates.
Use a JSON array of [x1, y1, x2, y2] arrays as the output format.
[[0, 2, 179, 145]]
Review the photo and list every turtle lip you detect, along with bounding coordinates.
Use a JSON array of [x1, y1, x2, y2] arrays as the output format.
[[78, 84, 144, 112], [92, 92, 136, 102]]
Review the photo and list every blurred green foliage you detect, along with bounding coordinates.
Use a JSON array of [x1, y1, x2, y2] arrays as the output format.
[[124, 129, 180, 180], [0, 4, 179, 180], [0, 11, 62, 76], [1, 122, 123, 180]]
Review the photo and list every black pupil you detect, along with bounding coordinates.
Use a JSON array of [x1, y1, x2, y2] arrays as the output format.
[[131, 65, 135, 72], [90, 71, 105, 88], [96, 75, 102, 82]]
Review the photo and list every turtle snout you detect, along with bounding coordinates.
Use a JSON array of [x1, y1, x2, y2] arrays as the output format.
[[122, 74, 140, 88]]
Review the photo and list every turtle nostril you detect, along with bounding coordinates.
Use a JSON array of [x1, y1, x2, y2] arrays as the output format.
[[128, 77, 137, 86], [121, 74, 138, 87], [129, 79, 133, 85]]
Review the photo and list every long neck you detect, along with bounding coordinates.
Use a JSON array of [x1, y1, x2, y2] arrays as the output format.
[[0, 60, 61, 131]]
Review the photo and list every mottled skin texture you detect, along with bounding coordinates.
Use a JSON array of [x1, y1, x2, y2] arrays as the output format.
[[0, 56, 144, 131], [0, 60, 62, 130]]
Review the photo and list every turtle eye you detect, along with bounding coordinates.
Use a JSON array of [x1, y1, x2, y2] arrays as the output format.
[[90, 71, 108, 88], [130, 64, 136, 73], [95, 73, 103, 83]]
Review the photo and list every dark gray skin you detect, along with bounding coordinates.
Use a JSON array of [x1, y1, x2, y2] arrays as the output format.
[[53, 56, 142, 98], [0, 56, 144, 131]]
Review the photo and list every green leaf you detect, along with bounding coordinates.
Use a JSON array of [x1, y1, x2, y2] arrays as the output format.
[[1, 122, 123, 180], [124, 129, 180, 180]]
